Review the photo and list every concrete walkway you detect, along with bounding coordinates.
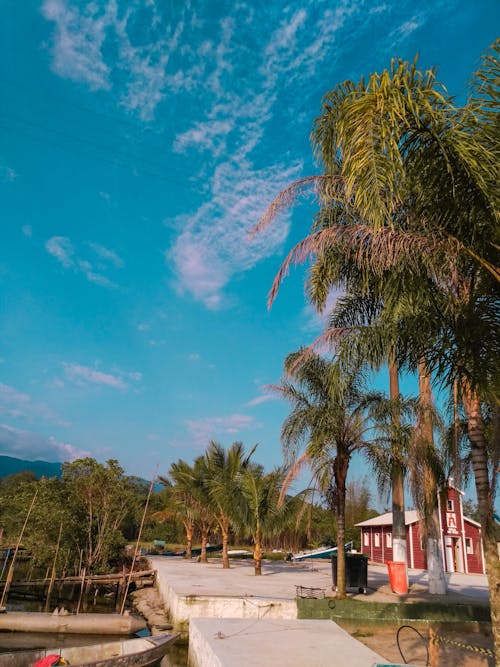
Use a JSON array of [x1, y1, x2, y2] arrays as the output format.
[[150, 555, 489, 605], [149, 556, 489, 667], [188, 618, 385, 667]]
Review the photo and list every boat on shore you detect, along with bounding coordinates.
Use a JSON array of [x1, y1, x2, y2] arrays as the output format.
[[288, 541, 354, 561], [0, 632, 179, 667], [0, 611, 147, 635], [161, 544, 222, 557]]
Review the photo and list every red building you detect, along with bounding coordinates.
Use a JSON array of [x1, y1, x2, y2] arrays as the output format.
[[356, 482, 485, 574]]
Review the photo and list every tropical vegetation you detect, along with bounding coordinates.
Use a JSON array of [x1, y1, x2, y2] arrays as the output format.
[[253, 39, 499, 655]]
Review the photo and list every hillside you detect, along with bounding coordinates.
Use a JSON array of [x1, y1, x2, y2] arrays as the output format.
[[0, 455, 62, 479]]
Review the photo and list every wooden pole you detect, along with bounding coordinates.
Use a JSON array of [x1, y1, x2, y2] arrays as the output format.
[[120, 467, 157, 615], [76, 567, 86, 614], [45, 521, 63, 612], [0, 488, 38, 609]]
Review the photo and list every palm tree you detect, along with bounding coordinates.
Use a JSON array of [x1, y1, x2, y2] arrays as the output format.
[[159, 460, 199, 560], [204, 441, 256, 569], [253, 43, 499, 654], [236, 466, 299, 575], [190, 456, 218, 563], [273, 351, 376, 597]]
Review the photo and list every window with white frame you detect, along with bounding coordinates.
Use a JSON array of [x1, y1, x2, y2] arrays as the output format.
[[374, 533, 380, 547], [465, 537, 473, 555], [386, 532, 392, 548], [447, 499, 454, 511], [364, 532, 369, 546]]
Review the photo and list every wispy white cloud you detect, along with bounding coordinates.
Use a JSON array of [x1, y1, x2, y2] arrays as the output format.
[[173, 119, 234, 156], [88, 242, 124, 268], [0, 383, 69, 426], [245, 393, 277, 407], [188, 353, 201, 361], [45, 235, 121, 287], [185, 413, 258, 447], [61, 362, 141, 390], [22, 225, 33, 237], [167, 2, 366, 308], [168, 159, 301, 309], [390, 16, 424, 42], [0, 423, 88, 462], [46, 236, 74, 268], [41, 0, 187, 121], [41, 0, 445, 308], [41, 0, 113, 90], [1, 165, 17, 182]]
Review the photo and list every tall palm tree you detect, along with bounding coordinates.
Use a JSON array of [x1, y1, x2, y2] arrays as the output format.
[[236, 466, 299, 575], [253, 43, 499, 654], [273, 351, 376, 597], [204, 441, 256, 569]]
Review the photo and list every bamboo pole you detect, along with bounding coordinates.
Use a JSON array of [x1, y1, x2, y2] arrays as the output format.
[[76, 567, 86, 614], [0, 488, 38, 609], [44, 521, 63, 612], [120, 467, 157, 615]]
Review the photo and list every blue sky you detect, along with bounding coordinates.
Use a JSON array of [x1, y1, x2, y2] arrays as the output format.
[[1, 1, 498, 504]]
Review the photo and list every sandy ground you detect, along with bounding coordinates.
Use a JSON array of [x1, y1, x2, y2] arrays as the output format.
[[337, 620, 495, 667]]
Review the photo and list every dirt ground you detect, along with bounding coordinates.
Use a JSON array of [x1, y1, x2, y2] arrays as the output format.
[[336, 620, 495, 667]]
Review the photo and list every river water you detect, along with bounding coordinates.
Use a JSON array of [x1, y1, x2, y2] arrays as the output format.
[[0, 597, 188, 666]]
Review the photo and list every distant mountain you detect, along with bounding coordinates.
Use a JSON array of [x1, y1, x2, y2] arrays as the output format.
[[0, 455, 62, 479]]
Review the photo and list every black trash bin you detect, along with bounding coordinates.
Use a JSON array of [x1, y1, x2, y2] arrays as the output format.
[[331, 552, 368, 593]]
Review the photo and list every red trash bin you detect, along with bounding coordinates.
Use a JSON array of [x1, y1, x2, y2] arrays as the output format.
[[387, 560, 408, 594]]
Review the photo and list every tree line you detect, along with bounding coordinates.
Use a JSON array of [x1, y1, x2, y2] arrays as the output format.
[[0, 457, 377, 577]]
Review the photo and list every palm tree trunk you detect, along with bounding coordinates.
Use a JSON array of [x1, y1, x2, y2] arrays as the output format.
[[221, 520, 230, 569], [185, 522, 193, 560], [418, 362, 446, 595], [389, 350, 407, 569], [200, 528, 208, 563], [461, 382, 500, 661], [334, 456, 348, 598], [254, 530, 262, 576]]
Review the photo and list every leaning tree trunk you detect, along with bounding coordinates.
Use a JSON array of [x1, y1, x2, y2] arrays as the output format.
[[461, 383, 500, 661], [418, 362, 447, 595], [389, 351, 408, 570], [334, 454, 349, 598]]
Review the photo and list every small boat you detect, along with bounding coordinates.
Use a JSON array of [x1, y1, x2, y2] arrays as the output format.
[[227, 550, 252, 558], [0, 611, 147, 635], [0, 632, 179, 667], [288, 541, 354, 561], [162, 544, 222, 557]]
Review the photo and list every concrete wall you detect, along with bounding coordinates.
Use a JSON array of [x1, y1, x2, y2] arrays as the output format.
[[297, 597, 491, 623], [188, 619, 223, 667], [155, 572, 296, 635]]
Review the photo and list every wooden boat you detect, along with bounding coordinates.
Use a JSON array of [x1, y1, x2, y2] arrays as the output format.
[[289, 541, 354, 561], [0, 611, 147, 635], [0, 632, 179, 667], [162, 544, 222, 557]]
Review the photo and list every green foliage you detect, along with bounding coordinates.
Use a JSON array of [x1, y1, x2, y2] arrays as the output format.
[[0, 458, 144, 574]]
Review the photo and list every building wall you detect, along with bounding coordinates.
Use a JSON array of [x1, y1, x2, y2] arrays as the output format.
[[408, 523, 426, 570], [463, 520, 484, 574], [359, 484, 484, 574]]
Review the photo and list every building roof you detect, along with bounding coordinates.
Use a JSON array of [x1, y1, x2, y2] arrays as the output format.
[[356, 510, 420, 527], [356, 510, 481, 529]]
